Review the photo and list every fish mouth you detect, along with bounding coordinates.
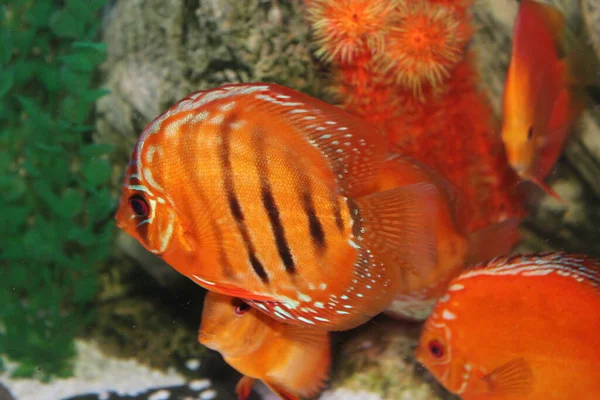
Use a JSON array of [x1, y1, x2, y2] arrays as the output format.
[[197, 331, 216, 349]]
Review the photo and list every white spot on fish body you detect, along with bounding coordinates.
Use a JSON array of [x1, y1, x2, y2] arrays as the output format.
[[230, 120, 246, 130], [319, 283, 327, 290], [209, 114, 224, 125], [298, 293, 312, 302], [523, 269, 554, 276], [341, 295, 349, 300], [304, 115, 316, 120], [192, 110, 210, 123], [219, 101, 236, 112], [255, 94, 302, 107], [124, 184, 153, 196], [338, 126, 348, 131], [143, 168, 163, 191], [336, 310, 350, 315], [298, 316, 315, 325], [290, 109, 307, 114], [442, 309, 457, 320], [314, 302, 324, 308], [314, 316, 330, 322], [320, 134, 332, 140], [325, 121, 336, 125], [145, 145, 157, 162], [274, 306, 294, 319], [448, 283, 465, 291], [164, 113, 195, 137], [316, 126, 326, 131], [158, 211, 175, 253], [357, 293, 364, 298], [343, 305, 353, 309]]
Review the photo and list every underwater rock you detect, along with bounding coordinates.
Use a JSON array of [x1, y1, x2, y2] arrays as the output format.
[[582, 0, 600, 60], [327, 317, 458, 400], [96, 0, 324, 183], [472, 0, 600, 256]]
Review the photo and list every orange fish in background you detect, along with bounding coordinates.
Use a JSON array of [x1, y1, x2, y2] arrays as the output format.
[[375, 154, 520, 320], [114, 82, 440, 331], [199, 291, 330, 400], [416, 252, 600, 399], [501, 0, 590, 199]]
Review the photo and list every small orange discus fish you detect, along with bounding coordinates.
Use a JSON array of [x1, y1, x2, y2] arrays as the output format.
[[199, 291, 330, 400], [501, 0, 586, 198], [115, 83, 439, 331], [377, 154, 520, 320], [416, 252, 600, 399]]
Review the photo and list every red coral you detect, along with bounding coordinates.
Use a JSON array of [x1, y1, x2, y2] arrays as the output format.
[[309, 0, 401, 63], [307, 0, 525, 233]]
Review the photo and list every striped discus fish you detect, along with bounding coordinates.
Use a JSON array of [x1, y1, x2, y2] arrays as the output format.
[[115, 83, 438, 331], [416, 252, 600, 399]]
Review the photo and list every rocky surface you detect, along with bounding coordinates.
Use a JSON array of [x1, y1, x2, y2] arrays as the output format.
[[326, 317, 458, 400], [1, 340, 242, 400]]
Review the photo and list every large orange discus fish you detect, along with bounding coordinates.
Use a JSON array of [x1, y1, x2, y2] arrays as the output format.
[[199, 291, 330, 400], [375, 154, 520, 320], [417, 252, 600, 399], [375, 155, 520, 320], [115, 83, 439, 331], [501, 0, 586, 197]]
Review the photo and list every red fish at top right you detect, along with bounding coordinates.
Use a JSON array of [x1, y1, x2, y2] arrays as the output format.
[[501, 0, 599, 200]]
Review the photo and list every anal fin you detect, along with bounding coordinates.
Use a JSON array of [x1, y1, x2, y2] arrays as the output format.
[[264, 381, 300, 400]]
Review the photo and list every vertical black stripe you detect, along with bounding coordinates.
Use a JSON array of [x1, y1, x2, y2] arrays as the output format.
[[220, 116, 269, 283], [332, 195, 345, 232], [301, 190, 326, 249], [284, 151, 329, 254], [253, 129, 296, 274], [294, 164, 327, 252]]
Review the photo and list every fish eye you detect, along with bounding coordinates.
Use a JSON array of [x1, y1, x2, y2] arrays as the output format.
[[428, 339, 445, 358], [527, 126, 533, 140], [129, 195, 150, 218], [232, 298, 251, 315]]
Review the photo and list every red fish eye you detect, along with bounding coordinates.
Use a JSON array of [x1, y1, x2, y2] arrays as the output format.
[[129, 195, 149, 217], [232, 299, 251, 315], [428, 339, 445, 358]]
